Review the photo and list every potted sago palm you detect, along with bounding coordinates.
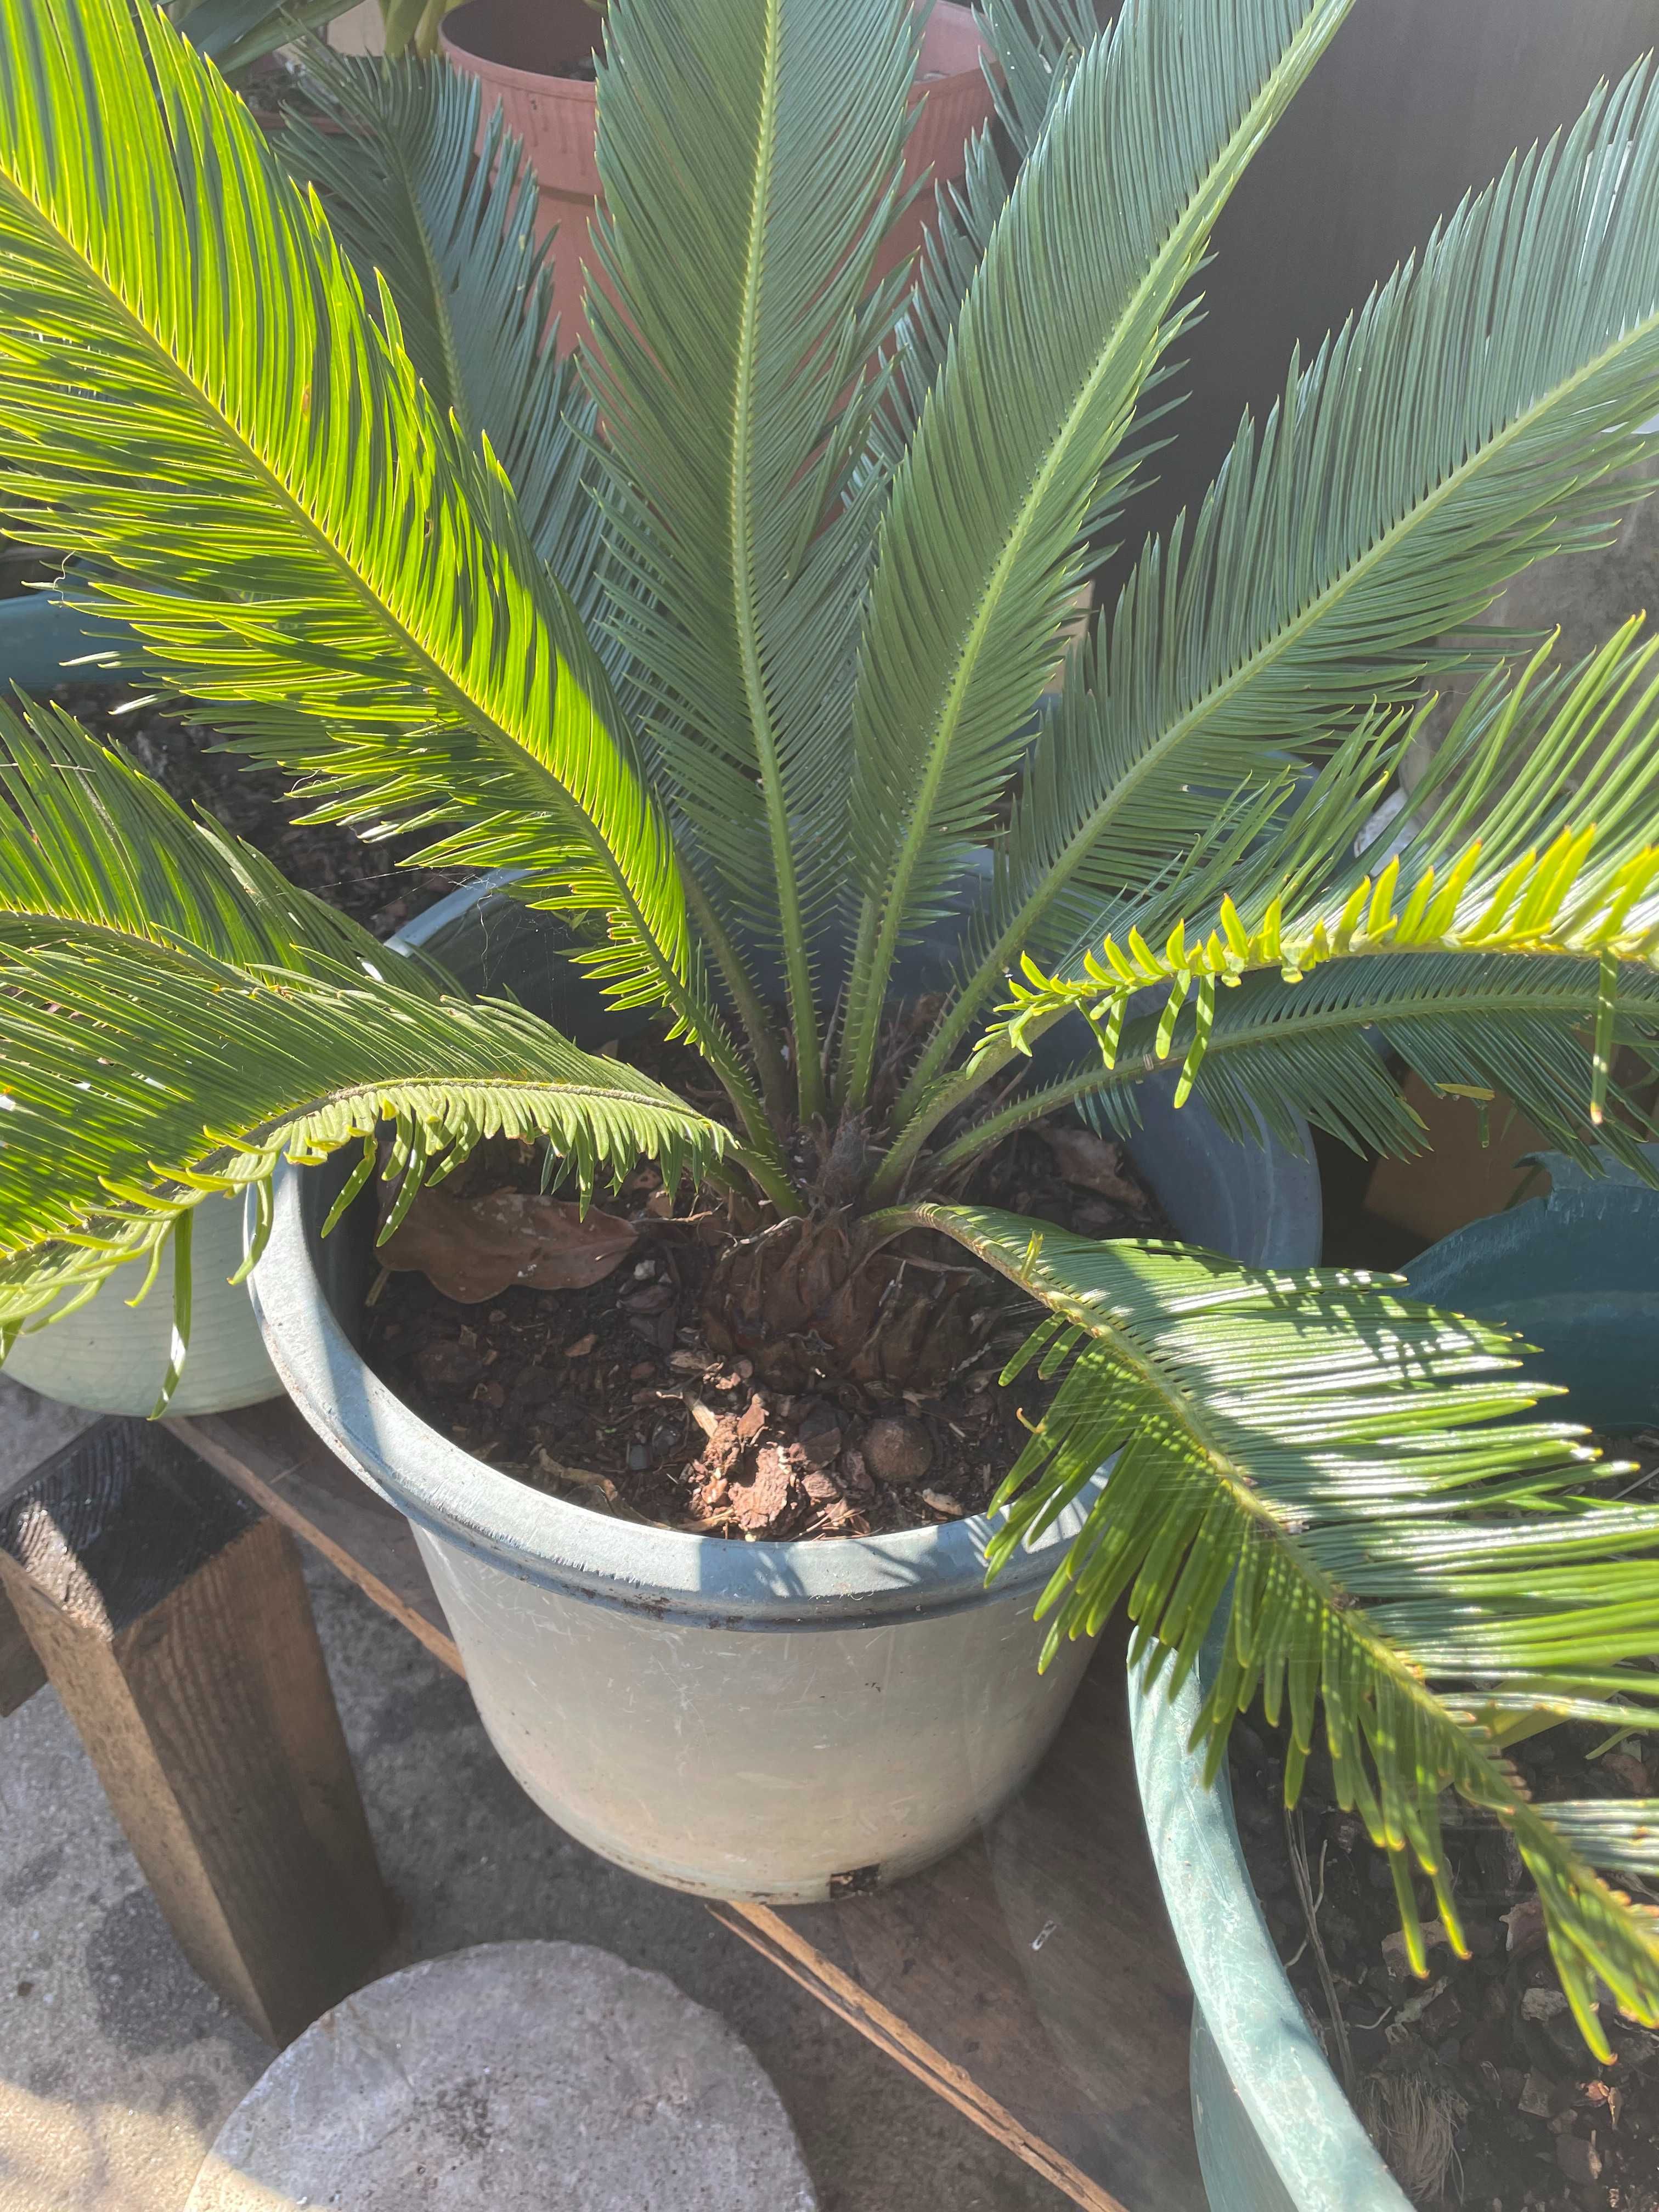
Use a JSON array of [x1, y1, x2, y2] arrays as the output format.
[[8, 3, 1659, 2179]]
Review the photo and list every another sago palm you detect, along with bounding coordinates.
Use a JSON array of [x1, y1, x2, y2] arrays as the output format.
[[5, 0, 1659, 2043]]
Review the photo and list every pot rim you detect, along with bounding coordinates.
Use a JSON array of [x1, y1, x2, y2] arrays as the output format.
[[1128, 1642, 1410, 2211], [439, 0, 988, 102], [251, 872, 1317, 1628], [250, 1148, 1097, 1627]]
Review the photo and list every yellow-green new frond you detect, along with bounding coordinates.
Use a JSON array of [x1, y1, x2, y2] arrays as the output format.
[[996, 827, 1659, 1091], [0, 0, 699, 1037], [990, 626, 1659, 1123], [883, 1207, 1659, 2055]]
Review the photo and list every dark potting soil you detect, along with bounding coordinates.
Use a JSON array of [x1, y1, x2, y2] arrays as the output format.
[[362, 1120, 1171, 1541], [46, 682, 464, 938], [1229, 1429, 1659, 2212]]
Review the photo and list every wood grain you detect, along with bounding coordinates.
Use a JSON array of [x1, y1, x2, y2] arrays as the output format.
[[177, 1403, 1203, 2208], [171, 1403, 462, 1673], [1, 1419, 394, 2045]]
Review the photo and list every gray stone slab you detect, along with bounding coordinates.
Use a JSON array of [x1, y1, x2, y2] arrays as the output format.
[[185, 1940, 817, 2212]]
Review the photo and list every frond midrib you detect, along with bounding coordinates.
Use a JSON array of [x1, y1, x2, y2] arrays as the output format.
[[375, 110, 477, 444], [925, 961, 1634, 1174], [0, 1065, 706, 1263], [910, 1201, 1659, 2026], [727, 0, 821, 1113]]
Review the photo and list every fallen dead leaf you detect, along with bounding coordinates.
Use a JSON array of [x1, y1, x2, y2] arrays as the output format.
[[1039, 1126, 1146, 1206], [381, 1187, 637, 1304]]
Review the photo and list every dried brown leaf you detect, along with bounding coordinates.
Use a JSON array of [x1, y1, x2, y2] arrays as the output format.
[[381, 1188, 637, 1304]]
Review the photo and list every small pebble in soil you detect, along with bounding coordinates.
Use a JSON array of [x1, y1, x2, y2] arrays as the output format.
[[864, 1415, 933, 1486]]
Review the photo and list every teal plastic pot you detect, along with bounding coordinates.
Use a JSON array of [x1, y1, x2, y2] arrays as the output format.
[[1402, 1148, 1659, 1430], [1131, 1647, 1409, 2212], [0, 581, 140, 689], [1131, 1150, 1659, 2212], [0, 589, 280, 1415]]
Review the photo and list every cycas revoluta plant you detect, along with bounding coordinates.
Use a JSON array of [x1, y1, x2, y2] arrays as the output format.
[[5, 0, 1659, 2045]]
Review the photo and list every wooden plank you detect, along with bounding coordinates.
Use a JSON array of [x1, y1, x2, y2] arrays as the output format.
[[172, 1402, 461, 1674], [708, 1899, 1130, 2212], [1, 1419, 394, 2046], [718, 1637, 1204, 2212], [0, 1578, 45, 1715], [178, 1403, 1201, 2210]]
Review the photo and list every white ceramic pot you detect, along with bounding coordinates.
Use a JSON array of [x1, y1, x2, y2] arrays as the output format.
[[4, 1190, 280, 1417], [250, 885, 1322, 1901]]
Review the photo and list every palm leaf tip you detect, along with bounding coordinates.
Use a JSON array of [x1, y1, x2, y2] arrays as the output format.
[[881, 1205, 1659, 2054]]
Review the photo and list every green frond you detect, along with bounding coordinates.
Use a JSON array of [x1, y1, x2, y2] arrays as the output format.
[[934, 953, 1659, 1195], [284, 49, 608, 613], [0, 687, 729, 1404], [0, 940, 730, 1362], [881, 1207, 1659, 2055], [873, 0, 1091, 469], [0, 0, 719, 1056], [165, 0, 356, 76], [933, 57, 1659, 1071], [0, 693, 407, 979], [584, 0, 917, 1113], [987, 624, 1659, 1128], [836, 0, 1352, 1109]]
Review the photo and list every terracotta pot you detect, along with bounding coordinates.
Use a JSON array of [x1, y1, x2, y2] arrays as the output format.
[[440, 0, 994, 353]]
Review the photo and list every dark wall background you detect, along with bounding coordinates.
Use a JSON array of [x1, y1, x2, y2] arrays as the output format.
[[1111, 0, 1659, 567]]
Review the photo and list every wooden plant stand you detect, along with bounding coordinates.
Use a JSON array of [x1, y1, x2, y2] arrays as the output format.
[[0, 1418, 393, 2046], [172, 1401, 1206, 2212]]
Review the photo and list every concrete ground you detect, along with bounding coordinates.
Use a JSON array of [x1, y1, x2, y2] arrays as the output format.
[[0, 1383, 1066, 2212]]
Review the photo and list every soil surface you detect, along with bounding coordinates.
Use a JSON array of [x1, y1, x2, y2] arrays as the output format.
[[362, 1121, 1170, 1541], [47, 682, 464, 936], [1231, 1429, 1659, 2212]]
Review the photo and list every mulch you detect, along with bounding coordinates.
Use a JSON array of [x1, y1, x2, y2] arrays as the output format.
[[361, 1122, 1172, 1542]]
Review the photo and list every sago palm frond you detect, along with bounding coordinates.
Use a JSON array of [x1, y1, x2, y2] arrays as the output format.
[[875, 1207, 1659, 2058], [910, 63, 1659, 1098], [285, 49, 608, 615], [0, 0, 759, 1110], [583, 0, 918, 1118], [165, 0, 354, 75], [990, 624, 1659, 1120], [0, 943, 729, 1401], [873, 0, 1094, 466], [836, 0, 1353, 1108], [0, 695, 390, 980], [879, 618, 1659, 1197], [1043, 953, 1659, 1177], [0, 699, 735, 1389]]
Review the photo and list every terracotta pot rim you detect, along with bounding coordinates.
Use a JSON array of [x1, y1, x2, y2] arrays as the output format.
[[440, 0, 988, 108]]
